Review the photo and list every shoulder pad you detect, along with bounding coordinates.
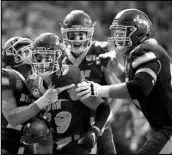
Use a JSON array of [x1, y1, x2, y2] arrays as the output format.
[[131, 51, 157, 69], [143, 38, 158, 46], [2, 68, 15, 89]]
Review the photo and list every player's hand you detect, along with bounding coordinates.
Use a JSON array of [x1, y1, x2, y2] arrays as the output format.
[[75, 81, 102, 100], [35, 85, 59, 110], [44, 85, 59, 103], [78, 126, 100, 150], [96, 50, 119, 71]]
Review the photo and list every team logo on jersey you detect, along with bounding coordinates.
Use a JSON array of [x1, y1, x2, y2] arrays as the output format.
[[86, 55, 97, 62], [32, 88, 40, 98], [16, 80, 23, 89]]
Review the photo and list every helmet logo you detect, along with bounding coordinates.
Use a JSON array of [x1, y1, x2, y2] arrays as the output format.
[[134, 15, 150, 33]]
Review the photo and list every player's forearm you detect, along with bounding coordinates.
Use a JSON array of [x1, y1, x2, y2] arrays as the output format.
[[97, 83, 131, 99], [7, 103, 40, 126], [103, 67, 123, 111], [115, 64, 125, 82], [106, 63, 125, 83]]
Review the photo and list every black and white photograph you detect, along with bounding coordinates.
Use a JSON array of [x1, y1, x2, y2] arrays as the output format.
[[1, 1, 172, 154]]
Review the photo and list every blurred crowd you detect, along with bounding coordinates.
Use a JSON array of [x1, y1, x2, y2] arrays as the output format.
[[2, 1, 172, 153]]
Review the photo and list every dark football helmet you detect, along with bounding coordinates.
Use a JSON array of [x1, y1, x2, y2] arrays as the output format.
[[61, 10, 95, 54], [108, 9, 152, 54], [20, 117, 51, 145], [32, 32, 67, 77], [2, 37, 33, 68]]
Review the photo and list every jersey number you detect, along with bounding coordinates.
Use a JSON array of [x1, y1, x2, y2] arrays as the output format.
[[54, 111, 72, 134]]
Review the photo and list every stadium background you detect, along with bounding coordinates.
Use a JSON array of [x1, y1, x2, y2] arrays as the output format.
[[2, 1, 172, 153]]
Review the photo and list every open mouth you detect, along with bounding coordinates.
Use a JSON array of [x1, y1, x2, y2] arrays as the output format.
[[73, 42, 82, 49], [39, 66, 50, 73]]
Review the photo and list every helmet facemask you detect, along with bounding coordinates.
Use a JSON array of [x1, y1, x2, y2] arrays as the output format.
[[61, 25, 94, 56], [31, 47, 62, 77], [108, 23, 136, 54], [5, 39, 33, 67]]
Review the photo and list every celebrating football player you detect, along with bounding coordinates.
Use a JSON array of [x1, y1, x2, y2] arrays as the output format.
[[29, 32, 108, 154], [2, 36, 58, 154], [60, 9, 122, 154], [75, 9, 172, 154]]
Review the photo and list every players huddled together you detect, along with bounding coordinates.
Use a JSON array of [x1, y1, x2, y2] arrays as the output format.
[[2, 9, 172, 154]]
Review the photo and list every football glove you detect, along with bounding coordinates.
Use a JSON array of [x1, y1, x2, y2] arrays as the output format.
[[96, 51, 119, 71], [75, 80, 102, 100]]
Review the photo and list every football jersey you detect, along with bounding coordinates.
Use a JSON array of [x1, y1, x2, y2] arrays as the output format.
[[27, 65, 91, 141], [125, 38, 172, 130], [2, 68, 33, 128], [66, 41, 112, 118], [66, 41, 109, 85]]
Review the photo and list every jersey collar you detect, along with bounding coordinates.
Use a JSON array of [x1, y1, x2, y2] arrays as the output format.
[[66, 48, 89, 66]]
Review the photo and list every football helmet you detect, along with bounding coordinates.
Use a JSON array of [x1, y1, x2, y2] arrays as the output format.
[[108, 9, 152, 54], [2, 37, 33, 68], [21, 117, 51, 145], [61, 10, 95, 55], [32, 32, 67, 77]]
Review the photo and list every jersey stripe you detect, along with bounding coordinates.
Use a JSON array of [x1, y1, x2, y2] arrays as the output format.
[[135, 67, 157, 81], [2, 77, 10, 85], [132, 52, 156, 68]]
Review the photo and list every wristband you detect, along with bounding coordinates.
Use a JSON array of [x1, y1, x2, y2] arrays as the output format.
[[97, 85, 111, 98]]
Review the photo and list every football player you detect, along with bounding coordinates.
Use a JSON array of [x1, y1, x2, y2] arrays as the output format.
[[75, 9, 172, 154], [29, 32, 106, 154], [60, 9, 122, 154], [2, 36, 58, 154]]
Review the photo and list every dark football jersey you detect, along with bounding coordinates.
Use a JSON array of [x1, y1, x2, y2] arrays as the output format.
[[125, 38, 172, 130], [66, 41, 111, 118], [27, 65, 91, 141], [2, 68, 33, 128], [2, 67, 34, 153], [66, 41, 109, 85]]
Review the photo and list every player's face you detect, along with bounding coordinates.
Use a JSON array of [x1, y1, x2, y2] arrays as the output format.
[[109, 26, 134, 55], [68, 31, 87, 57], [35, 53, 51, 71], [32, 51, 56, 77], [111, 28, 126, 48]]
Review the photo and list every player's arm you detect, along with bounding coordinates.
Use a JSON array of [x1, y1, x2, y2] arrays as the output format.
[[97, 50, 126, 82], [102, 66, 123, 112], [2, 89, 39, 127], [76, 60, 161, 100], [2, 86, 58, 126]]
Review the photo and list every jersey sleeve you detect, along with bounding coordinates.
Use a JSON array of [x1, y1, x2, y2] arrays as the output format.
[[126, 59, 161, 99], [2, 69, 14, 90]]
